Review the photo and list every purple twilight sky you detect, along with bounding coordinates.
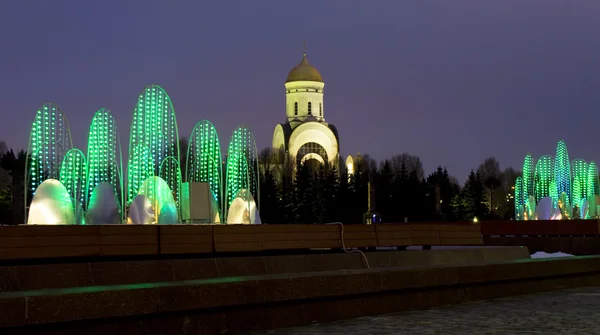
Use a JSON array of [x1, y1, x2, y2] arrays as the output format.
[[1, 0, 600, 183]]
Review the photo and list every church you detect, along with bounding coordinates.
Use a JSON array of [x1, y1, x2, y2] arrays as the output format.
[[272, 48, 340, 169]]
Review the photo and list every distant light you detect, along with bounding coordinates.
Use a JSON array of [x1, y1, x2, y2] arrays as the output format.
[[473, 217, 479, 223]]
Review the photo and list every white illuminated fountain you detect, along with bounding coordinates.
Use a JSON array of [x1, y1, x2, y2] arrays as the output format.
[[226, 188, 261, 224], [534, 197, 553, 220], [127, 195, 155, 225], [27, 179, 76, 225], [86, 182, 120, 224], [136, 176, 179, 224]]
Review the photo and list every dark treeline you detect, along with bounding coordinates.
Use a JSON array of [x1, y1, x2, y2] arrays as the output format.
[[0, 143, 28, 225], [0, 142, 520, 225], [259, 149, 520, 224]]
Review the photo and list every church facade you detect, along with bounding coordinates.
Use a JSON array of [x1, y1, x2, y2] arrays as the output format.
[[272, 50, 340, 168]]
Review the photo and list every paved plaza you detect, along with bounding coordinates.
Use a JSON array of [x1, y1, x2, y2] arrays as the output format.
[[254, 286, 600, 335]]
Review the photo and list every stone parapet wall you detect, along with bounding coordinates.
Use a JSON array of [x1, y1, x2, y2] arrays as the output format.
[[0, 247, 529, 292], [1, 255, 599, 334], [0, 224, 483, 261]]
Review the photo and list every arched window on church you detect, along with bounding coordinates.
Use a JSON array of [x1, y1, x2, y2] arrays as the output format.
[[308, 102, 312, 115], [294, 102, 298, 115], [319, 103, 322, 116]]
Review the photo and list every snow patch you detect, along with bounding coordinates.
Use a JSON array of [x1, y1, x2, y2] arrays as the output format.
[[531, 251, 574, 259]]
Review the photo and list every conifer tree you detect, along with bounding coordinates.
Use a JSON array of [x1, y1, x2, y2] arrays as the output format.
[[350, 158, 370, 223], [375, 160, 394, 221], [0, 149, 27, 225], [311, 166, 327, 223], [427, 166, 460, 220], [337, 167, 351, 223], [278, 154, 297, 223], [393, 161, 409, 220], [294, 162, 314, 223], [322, 164, 340, 223], [452, 170, 488, 221], [259, 165, 279, 223]]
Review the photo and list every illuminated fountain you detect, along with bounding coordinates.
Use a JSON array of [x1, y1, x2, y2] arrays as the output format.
[[184, 120, 223, 223], [534, 155, 553, 202], [127, 85, 181, 223], [134, 176, 178, 224], [587, 163, 599, 217], [571, 159, 587, 211], [225, 125, 260, 224], [554, 140, 572, 204], [27, 179, 76, 225], [24, 84, 265, 225], [87, 182, 121, 225], [25, 103, 73, 223], [59, 148, 87, 224], [128, 194, 154, 225], [515, 140, 600, 220], [86, 108, 123, 222], [227, 189, 260, 224]]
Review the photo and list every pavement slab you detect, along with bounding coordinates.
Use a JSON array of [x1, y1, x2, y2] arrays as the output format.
[[253, 286, 600, 335]]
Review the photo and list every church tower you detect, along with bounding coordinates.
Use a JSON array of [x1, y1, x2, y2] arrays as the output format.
[[272, 46, 340, 168]]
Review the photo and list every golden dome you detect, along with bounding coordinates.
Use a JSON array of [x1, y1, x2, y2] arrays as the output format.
[[286, 53, 323, 83]]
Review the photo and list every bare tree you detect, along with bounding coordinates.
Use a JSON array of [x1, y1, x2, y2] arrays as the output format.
[[258, 147, 278, 177], [0, 142, 10, 190], [499, 167, 521, 218], [390, 153, 424, 180], [500, 167, 520, 192], [448, 175, 460, 189], [477, 157, 502, 213], [266, 148, 295, 186], [354, 154, 378, 181]]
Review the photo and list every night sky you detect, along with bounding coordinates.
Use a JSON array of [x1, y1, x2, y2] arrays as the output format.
[[1, 1, 599, 183]]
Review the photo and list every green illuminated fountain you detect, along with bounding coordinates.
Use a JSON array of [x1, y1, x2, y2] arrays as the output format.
[[534, 155, 553, 202], [24, 84, 266, 225], [59, 148, 87, 223], [127, 85, 181, 219], [86, 108, 123, 219], [571, 159, 588, 210], [587, 162, 599, 217], [587, 162, 599, 201], [515, 140, 599, 220], [225, 125, 260, 221], [554, 140, 571, 203], [25, 103, 73, 222], [522, 154, 535, 218], [128, 144, 154, 203], [186, 120, 223, 216]]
